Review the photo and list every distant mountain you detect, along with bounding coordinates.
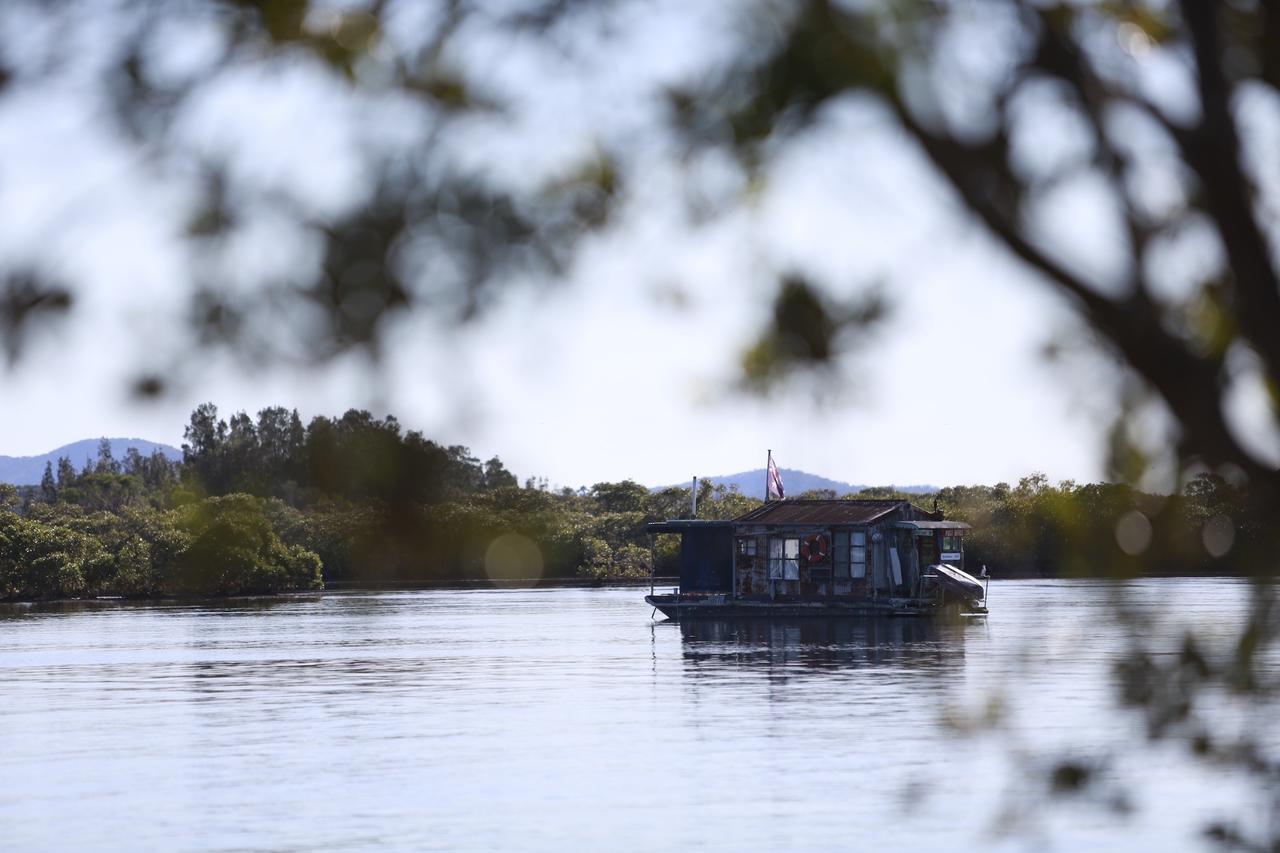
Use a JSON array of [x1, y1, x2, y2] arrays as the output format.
[[661, 469, 936, 500], [0, 438, 182, 485]]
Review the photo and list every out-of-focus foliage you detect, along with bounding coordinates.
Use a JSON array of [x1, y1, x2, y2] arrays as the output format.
[[676, 0, 1280, 520], [0, 1, 1275, 495], [0, 272, 72, 366], [739, 277, 888, 394], [3, 0, 1273, 516], [0, 0, 1278, 843], [660, 2, 1280, 841], [0, 0, 622, 386]]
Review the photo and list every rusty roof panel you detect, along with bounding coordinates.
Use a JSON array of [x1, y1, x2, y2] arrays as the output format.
[[894, 520, 972, 530], [734, 500, 905, 525]]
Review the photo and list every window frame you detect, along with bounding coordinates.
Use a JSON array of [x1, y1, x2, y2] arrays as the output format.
[[768, 536, 801, 581], [851, 530, 867, 579], [833, 530, 850, 579]]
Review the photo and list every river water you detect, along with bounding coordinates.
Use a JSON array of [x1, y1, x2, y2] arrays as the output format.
[[0, 579, 1274, 851]]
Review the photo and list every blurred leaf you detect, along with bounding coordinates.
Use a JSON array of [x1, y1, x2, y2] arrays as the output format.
[[190, 288, 245, 347], [131, 374, 167, 399], [729, 0, 894, 149], [235, 0, 309, 45], [1049, 760, 1093, 793], [308, 201, 411, 355], [1097, 2, 1177, 44], [740, 275, 887, 393], [404, 70, 479, 111], [0, 272, 73, 365], [186, 170, 235, 237], [544, 150, 620, 230], [1180, 278, 1237, 360], [306, 10, 382, 77]]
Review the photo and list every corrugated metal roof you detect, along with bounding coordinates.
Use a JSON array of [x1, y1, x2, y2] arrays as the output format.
[[894, 520, 972, 530], [733, 500, 905, 525]]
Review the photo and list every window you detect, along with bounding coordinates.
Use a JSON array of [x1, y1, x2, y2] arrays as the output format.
[[833, 530, 867, 579], [768, 537, 800, 580], [833, 531, 850, 578], [851, 531, 867, 579], [738, 537, 758, 556]]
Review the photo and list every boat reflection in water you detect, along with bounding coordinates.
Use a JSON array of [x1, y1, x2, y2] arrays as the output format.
[[670, 616, 974, 676]]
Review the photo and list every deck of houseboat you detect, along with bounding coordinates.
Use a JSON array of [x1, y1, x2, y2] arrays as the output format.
[[645, 591, 987, 620]]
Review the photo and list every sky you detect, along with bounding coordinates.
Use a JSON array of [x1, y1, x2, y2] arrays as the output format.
[[3, 1, 1274, 491]]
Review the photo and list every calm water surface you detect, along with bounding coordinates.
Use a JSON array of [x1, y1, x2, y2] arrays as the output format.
[[0, 579, 1273, 851]]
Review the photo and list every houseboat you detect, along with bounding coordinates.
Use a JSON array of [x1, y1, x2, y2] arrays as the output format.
[[645, 499, 987, 619]]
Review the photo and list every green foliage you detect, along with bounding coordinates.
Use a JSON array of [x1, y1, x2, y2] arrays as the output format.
[[0, 494, 321, 601], [693, 483, 759, 520], [39, 461, 55, 503], [175, 495, 297, 596], [0, 403, 1261, 598], [576, 537, 613, 579], [181, 403, 498, 507], [0, 510, 107, 600], [590, 480, 649, 514], [483, 457, 518, 490], [934, 475, 1254, 579], [612, 544, 651, 578], [576, 538, 651, 581]]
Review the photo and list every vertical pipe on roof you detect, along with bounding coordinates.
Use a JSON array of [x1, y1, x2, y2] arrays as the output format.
[[649, 533, 655, 597]]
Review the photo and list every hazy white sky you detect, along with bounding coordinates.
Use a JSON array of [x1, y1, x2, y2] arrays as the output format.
[[7, 0, 1271, 490]]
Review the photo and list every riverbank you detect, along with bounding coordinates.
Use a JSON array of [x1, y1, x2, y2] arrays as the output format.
[[0, 575, 683, 607]]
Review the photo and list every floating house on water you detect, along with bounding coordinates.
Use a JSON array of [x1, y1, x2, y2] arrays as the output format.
[[645, 499, 987, 619]]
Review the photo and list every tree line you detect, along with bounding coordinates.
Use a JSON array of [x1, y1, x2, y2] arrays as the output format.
[[840, 474, 1255, 579], [0, 404, 1260, 601]]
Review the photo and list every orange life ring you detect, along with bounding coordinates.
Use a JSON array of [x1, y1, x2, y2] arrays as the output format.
[[801, 534, 829, 564]]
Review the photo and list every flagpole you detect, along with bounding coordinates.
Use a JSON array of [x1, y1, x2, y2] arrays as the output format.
[[766, 449, 771, 503]]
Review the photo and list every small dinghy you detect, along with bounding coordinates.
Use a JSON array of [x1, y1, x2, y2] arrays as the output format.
[[927, 563, 986, 601]]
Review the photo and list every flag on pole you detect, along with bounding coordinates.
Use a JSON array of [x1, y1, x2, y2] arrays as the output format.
[[767, 452, 785, 501]]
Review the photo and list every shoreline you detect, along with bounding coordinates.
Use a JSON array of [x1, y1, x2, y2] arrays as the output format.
[[0, 575, 681, 608], [1, 574, 1270, 610]]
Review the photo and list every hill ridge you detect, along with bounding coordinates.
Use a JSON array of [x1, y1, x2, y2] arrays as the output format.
[[659, 468, 936, 501], [0, 438, 182, 485]]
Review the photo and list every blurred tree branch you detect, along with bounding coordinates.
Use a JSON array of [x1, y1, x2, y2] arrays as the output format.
[[661, 0, 1280, 844], [0, 0, 618, 387], [691, 0, 1280, 505], [0, 0, 1278, 844]]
